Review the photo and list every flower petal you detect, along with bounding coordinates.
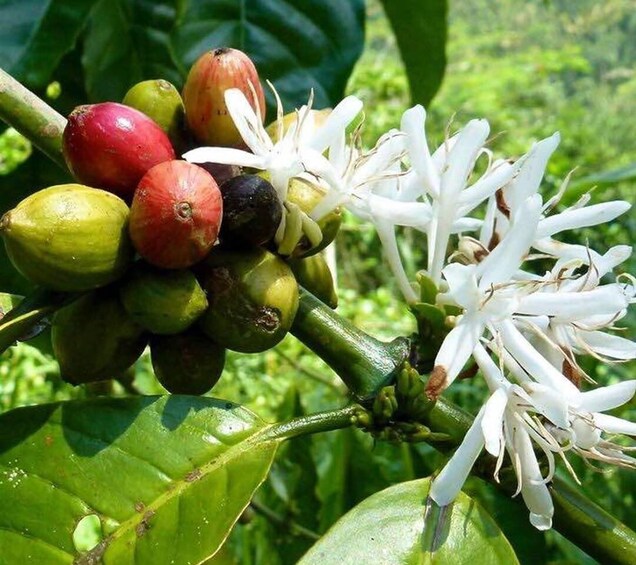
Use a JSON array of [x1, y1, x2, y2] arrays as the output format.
[[428, 119, 490, 281], [375, 219, 418, 303], [524, 382, 569, 428], [593, 413, 636, 436], [506, 133, 560, 212], [401, 105, 439, 197], [225, 88, 272, 153], [576, 330, 636, 360], [434, 314, 484, 387], [458, 160, 517, 216], [429, 406, 487, 506], [309, 95, 364, 153], [365, 193, 432, 228], [536, 201, 631, 239], [481, 387, 508, 456], [515, 284, 630, 321], [514, 427, 554, 530], [183, 147, 265, 168], [577, 380, 636, 413], [498, 319, 579, 396], [477, 194, 542, 288]]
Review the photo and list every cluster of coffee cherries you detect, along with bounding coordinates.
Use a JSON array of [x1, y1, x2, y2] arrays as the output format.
[[0, 48, 338, 395]]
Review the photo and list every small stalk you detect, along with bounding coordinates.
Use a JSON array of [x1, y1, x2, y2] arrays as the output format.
[[0, 68, 67, 169], [291, 288, 409, 400], [0, 289, 79, 354], [263, 403, 363, 442]]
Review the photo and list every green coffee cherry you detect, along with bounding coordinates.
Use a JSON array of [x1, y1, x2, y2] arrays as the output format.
[[197, 248, 299, 353], [123, 79, 187, 152], [52, 289, 147, 385], [150, 328, 225, 395], [288, 253, 338, 308], [119, 263, 208, 335]]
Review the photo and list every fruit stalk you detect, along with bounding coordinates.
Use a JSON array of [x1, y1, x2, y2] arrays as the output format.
[[0, 68, 67, 169], [0, 289, 78, 354]]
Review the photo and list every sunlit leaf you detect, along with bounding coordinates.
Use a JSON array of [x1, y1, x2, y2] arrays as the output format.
[[0, 396, 278, 563], [300, 478, 519, 564]]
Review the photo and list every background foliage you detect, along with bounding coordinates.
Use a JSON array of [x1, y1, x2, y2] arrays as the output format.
[[1, 0, 635, 563]]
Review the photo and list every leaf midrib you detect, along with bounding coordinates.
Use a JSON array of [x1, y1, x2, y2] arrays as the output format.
[[83, 423, 279, 561]]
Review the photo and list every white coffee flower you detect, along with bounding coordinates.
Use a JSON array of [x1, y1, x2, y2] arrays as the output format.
[[430, 344, 636, 530], [184, 87, 363, 202]]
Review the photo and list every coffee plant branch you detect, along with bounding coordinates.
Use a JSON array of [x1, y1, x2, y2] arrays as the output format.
[[0, 69, 635, 565], [0, 68, 67, 169]]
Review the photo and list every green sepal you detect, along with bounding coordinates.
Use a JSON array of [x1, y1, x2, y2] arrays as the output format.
[[416, 271, 439, 304]]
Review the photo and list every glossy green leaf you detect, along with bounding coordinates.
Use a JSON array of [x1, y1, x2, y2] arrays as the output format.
[[81, 0, 365, 112], [81, 0, 182, 103], [300, 478, 519, 565], [1, 0, 364, 115], [0, 0, 98, 90], [0, 396, 279, 564], [379, 0, 447, 107]]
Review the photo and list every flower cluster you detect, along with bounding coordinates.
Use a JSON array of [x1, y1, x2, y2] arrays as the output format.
[[184, 87, 636, 530]]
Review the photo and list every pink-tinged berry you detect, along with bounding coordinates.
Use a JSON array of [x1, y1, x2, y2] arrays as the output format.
[[63, 102, 176, 200], [129, 160, 223, 268], [183, 47, 266, 146]]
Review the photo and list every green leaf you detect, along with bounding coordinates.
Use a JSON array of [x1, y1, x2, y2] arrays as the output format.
[[0, 0, 98, 90], [300, 478, 519, 565], [80, 0, 365, 111], [0, 396, 279, 563], [174, 0, 365, 112], [379, 0, 447, 107], [81, 0, 182, 103]]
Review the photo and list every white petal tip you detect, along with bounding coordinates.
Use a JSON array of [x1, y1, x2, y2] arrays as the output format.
[[529, 513, 553, 531]]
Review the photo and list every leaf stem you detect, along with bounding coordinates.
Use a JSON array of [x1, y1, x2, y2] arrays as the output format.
[[264, 403, 363, 442], [0, 68, 67, 169], [0, 289, 78, 354]]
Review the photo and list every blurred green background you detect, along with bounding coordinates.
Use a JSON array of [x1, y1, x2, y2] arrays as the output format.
[[1, 1, 635, 563]]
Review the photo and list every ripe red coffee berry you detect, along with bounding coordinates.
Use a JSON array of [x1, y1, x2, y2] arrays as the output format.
[[63, 102, 176, 200], [183, 47, 266, 147], [129, 161, 222, 269]]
